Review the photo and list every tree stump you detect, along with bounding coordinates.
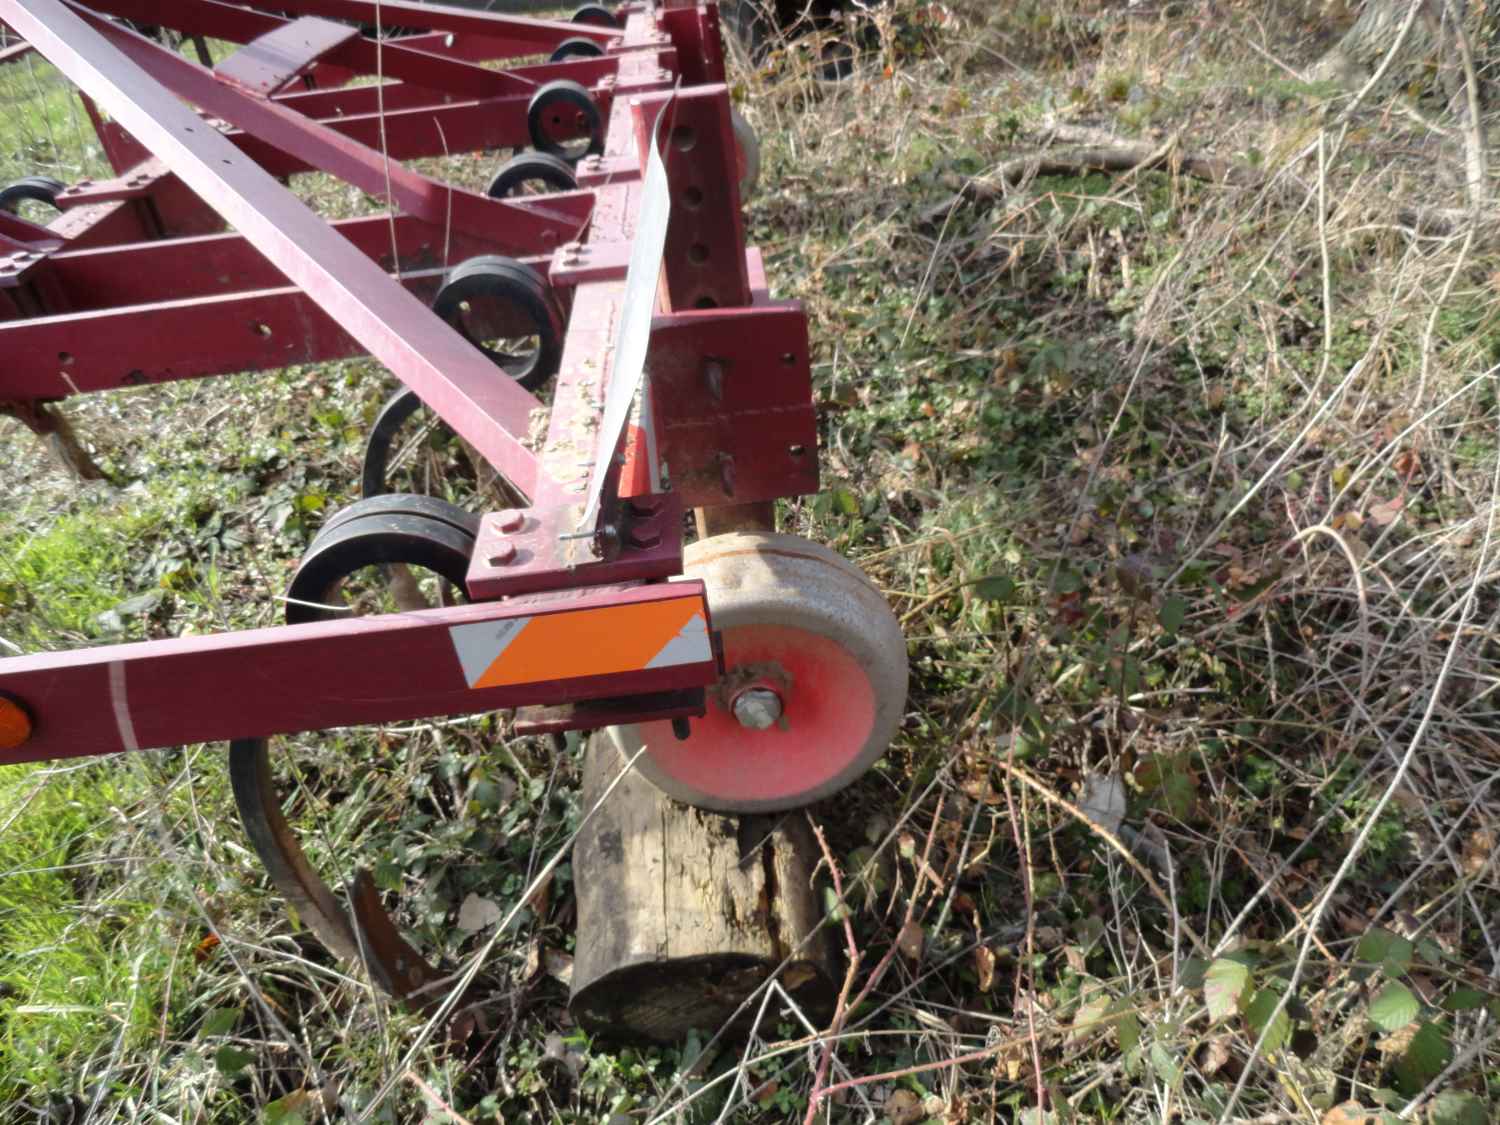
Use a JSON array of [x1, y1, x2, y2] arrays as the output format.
[[570, 729, 836, 1043]]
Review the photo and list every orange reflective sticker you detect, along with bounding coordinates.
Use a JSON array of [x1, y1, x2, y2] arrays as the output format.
[[0, 696, 33, 751], [469, 597, 707, 689]]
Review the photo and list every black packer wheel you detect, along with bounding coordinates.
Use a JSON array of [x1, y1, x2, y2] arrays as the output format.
[[485, 150, 578, 200], [526, 80, 604, 164], [229, 498, 478, 998]]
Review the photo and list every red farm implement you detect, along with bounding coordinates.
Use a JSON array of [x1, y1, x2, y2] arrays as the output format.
[[0, 0, 906, 1008]]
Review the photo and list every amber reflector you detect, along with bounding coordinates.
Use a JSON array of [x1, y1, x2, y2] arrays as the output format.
[[0, 697, 32, 751]]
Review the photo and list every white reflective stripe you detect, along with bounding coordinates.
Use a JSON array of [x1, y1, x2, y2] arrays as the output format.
[[107, 661, 140, 754], [579, 98, 673, 531], [644, 612, 711, 669], [448, 616, 532, 687]]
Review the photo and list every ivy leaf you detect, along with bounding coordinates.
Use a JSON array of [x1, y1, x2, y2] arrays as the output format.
[[1243, 989, 1291, 1053], [1204, 956, 1253, 1021], [213, 1045, 255, 1078], [1369, 981, 1420, 1033], [1394, 1021, 1451, 1095]]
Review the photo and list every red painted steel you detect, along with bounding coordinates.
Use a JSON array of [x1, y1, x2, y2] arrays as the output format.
[[0, 581, 714, 765], [215, 16, 359, 95], [4, 0, 547, 498], [0, 0, 825, 763], [78, 14, 589, 248]]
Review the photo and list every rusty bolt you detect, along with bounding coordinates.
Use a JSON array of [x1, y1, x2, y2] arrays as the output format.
[[486, 541, 517, 566], [627, 495, 663, 518], [495, 508, 525, 533], [626, 524, 662, 550]]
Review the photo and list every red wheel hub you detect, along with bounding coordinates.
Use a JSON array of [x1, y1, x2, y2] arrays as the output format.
[[639, 622, 877, 805]]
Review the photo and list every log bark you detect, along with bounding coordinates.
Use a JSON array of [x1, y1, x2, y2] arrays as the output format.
[[570, 730, 836, 1043]]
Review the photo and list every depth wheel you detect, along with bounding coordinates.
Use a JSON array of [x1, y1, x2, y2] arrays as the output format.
[[570, 4, 618, 28], [433, 255, 563, 390], [617, 532, 907, 812], [0, 175, 64, 218], [526, 80, 604, 164], [229, 498, 476, 993], [550, 35, 604, 62], [485, 150, 578, 200]]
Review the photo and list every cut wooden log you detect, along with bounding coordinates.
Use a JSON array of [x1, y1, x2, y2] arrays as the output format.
[[571, 728, 836, 1043]]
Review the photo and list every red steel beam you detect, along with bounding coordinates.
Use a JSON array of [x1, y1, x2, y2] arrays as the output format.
[[76, 0, 538, 98], [78, 13, 589, 250], [0, 581, 714, 764], [0, 0, 547, 499], [41, 213, 538, 310]]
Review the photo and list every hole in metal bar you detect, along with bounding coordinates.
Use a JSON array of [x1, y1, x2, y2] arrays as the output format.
[[788, 444, 806, 457], [58, 352, 73, 365], [671, 125, 696, 152], [781, 352, 796, 365], [688, 243, 709, 264], [253, 323, 273, 337], [682, 186, 704, 209], [693, 296, 718, 310]]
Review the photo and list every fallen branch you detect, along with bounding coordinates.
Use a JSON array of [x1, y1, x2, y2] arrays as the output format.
[[922, 131, 1258, 222]]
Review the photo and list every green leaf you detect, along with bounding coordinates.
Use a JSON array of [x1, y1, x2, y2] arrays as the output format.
[[1394, 1021, 1451, 1095], [1243, 989, 1291, 1052], [1204, 956, 1252, 1021], [261, 1093, 309, 1125], [1369, 980, 1420, 1033], [830, 487, 860, 517], [1442, 987, 1489, 1012], [1357, 927, 1414, 978], [1177, 956, 1209, 990], [972, 575, 1016, 603], [200, 1007, 239, 1038], [213, 1044, 255, 1077], [1428, 1090, 1488, 1125], [1158, 595, 1187, 636]]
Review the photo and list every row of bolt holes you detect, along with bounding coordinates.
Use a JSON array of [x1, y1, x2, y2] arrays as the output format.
[[55, 316, 272, 368], [670, 125, 720, 310]]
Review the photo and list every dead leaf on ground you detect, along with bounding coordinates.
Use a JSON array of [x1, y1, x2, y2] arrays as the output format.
[[1366, 496, 1404, 526], [1321, 1101, 1378, 1125], [1461, 829, 1494, 876], [884, 1089, 924, 1125], [456, 893, 502, 934], [975, 945, 996, 992], [896, 919, 925, 961]]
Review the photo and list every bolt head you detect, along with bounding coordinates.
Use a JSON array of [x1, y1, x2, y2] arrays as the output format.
[[495, 508, 525, 532], [486, 541, 517, 566], [732, 688, 783, 731]]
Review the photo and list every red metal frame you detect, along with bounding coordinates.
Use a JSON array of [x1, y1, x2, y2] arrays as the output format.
[[0, 0, 818, 766]]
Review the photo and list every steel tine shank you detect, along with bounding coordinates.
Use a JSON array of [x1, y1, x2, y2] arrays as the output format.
[[1, 0, 545, 498]]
